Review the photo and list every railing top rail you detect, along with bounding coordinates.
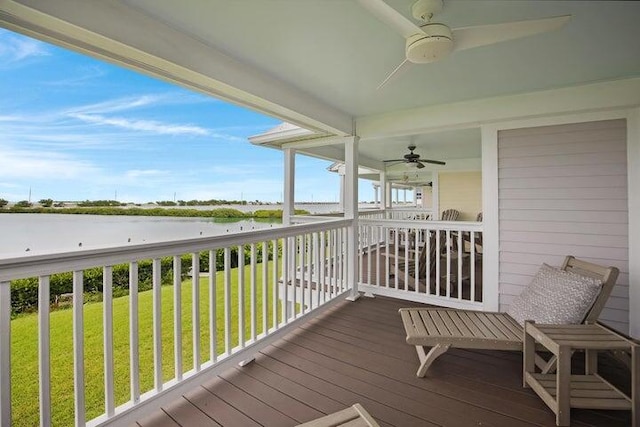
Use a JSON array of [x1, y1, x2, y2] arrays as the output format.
[[359, 218, 483, 231], [0, 219, 350, 281]]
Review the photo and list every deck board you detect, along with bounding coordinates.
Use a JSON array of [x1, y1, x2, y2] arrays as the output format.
[[140, 296, 632, 427]]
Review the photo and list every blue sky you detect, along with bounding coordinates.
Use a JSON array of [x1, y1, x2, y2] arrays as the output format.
[[0, 28, 361, 204]]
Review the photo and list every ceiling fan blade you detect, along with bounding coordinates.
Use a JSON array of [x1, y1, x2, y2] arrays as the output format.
[[377, 59, 411, 90], [451, 15, 571, 52], [383, 159, 406, 163], [420, 159, 447, 166], [357, 0, 425, 39]]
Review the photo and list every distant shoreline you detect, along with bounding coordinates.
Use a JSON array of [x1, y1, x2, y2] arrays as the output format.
[[0, 206, 311, 219]]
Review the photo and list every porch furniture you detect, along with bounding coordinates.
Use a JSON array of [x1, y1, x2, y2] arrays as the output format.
[[523, 322, 638, 426], [296, 403, 380, 427], [399, 256, 619, 377], [441, 209, 460, 221]]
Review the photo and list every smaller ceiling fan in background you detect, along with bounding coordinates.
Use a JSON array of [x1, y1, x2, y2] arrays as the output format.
[[383, 144, 445, 169], [357, 0, 571, 89]]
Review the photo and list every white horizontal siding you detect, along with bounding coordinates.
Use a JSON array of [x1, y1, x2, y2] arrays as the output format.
[[498, 119, 629, 333]]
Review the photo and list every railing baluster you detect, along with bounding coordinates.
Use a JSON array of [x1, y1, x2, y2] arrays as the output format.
[[262, 241, 268, 336], [358, 226, 363, 290], [103, 266, 115, 417], [314, 233, 321, 309], [457, 230, 463, 300], [445, 230, 451, 298], [250, 243, 257, 341], [129, 262, 140, 403], [72, 270, 85, 426], [328, 230, 334, 297], [470, 232, 476, 302], [307, 234, 313, 311], [366, 225, 372, 287], [238, 245, 245, 348], [292, 236, 298, 317], [426, 230, 431, 295], [152, 259, 162, 392], [172, 256, 182, 381], [282, 238, 289, 322], [414, 229, 420, 293], [38, 276, 51, 427], [393, 227, 399, 289], [272, 240, 279, 329], [209, 250, 217, 363], [320, 232, 326, 303], [224, 248, 231, 354], [404, 230, 409, 290], [375, 226, 380, 288], [192, 253, 200, 371], [299, 234, 305, 315], [435, 231, 441, 296]]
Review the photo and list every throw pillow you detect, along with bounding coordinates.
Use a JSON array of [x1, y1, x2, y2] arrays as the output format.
[[506, 263, 602, 326]]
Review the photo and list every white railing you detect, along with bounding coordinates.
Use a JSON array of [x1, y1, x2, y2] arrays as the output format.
[[359, 208, 432, 221], [358, 218, 483, 310], [0, 219, 350, 427]]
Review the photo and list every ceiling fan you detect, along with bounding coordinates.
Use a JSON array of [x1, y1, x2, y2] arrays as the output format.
[[383, 144, 445, 169], [357, 0, 571, 89]]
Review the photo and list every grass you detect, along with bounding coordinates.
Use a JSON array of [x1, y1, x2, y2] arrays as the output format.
[[10, 261, 282, 427]]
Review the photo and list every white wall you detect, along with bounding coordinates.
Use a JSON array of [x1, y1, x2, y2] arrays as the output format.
[[497, 119, 629, 333]]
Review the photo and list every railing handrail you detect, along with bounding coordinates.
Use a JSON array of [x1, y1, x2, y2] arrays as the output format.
[[0, 219, 350, 281], [359, 218, 483, 231]]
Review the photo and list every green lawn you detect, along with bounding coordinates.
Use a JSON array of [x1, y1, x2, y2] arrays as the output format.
[[10, 261, 282, 426]]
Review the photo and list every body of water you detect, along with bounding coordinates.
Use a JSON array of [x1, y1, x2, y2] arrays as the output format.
[[0, 203, 385, 258], [0, 214, 281, 258]]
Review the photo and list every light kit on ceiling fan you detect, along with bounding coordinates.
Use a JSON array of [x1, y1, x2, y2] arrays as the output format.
[[357, 0, 571, 89]]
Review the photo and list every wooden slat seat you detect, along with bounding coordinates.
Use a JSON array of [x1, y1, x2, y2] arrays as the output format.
[[399, 256, 619, 377]]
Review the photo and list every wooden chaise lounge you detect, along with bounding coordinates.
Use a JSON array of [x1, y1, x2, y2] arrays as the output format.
[[399, 256, 619, 377]]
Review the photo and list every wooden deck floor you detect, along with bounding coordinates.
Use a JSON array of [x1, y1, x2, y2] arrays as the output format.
[[137, 296, 632, 427]]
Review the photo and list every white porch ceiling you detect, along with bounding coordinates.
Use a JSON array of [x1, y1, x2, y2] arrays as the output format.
[[2, 0, 638, 165], [119, 0, 640, 117]]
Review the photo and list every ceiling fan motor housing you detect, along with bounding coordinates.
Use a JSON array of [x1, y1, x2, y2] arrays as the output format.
[[406, 23, 453, 63]]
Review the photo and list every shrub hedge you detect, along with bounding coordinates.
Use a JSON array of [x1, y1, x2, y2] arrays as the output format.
[[10, 256, 191, 315]]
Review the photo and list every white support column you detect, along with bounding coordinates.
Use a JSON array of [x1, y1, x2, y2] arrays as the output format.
[[283, 148, 295, 226], [384, 180, 392, 209], [481, 125, 500, 312], [628, 108, 640, 338], [338, 174, 345, 212], [373, 184, 379, 208], [344, 136, 360, 301], [379, 172, 388, 210], [432, 173, 440, 220], [413, 187, 418, 206]]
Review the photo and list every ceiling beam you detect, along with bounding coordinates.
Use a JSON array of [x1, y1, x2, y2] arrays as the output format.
[[356, 77, 640, 139], [0, 0, 353, 136]]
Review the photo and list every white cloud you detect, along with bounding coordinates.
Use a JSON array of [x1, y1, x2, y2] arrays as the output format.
[[43, 65, 107, 87], [70, 113, 210, 136], [0, 31, 49, 64], [0, 147, 99, 179], [67, 95, 162, 115]]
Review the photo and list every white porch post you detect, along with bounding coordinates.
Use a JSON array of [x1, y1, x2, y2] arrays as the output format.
[[628, 108, 640, 338], [385, 181, 392, 209], [373, 184, 379, 208], [379, 172, 388, 210], [432, 173, 440, 220], [283, 148, 295, 226], [344, 136, 360, 301], [338, 174, 345, 212]]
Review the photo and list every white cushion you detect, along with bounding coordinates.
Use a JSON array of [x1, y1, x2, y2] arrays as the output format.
[[506, 263, 602, 326]]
